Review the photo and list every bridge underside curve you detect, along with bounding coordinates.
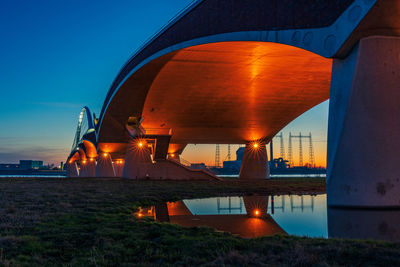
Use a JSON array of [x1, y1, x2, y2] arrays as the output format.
[[99, 42, 332, 151]]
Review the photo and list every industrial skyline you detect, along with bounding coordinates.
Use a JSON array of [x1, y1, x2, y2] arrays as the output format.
[[182, 111, 328, 168]]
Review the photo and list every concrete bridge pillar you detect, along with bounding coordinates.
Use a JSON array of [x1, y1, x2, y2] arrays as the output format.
[[153, 135, 171, 161], [167, 153, 180, 163], [79, 159, 96, 177], [122, 139, 154, 179], [238, 141, 269, 180], [113, 159, 125, 177], [95, 152, 115, 177], [65, 162, 79, 177], [167, 143, 187, 163], [328, 36, 400, 208]]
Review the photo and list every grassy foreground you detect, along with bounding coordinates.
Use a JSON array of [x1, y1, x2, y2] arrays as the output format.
[[0, 178, 399, 266]]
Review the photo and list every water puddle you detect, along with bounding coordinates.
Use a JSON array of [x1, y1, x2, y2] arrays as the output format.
[[136, 194, 400, 241]]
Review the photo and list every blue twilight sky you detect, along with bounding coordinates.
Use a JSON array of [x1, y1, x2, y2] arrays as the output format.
[[0, 0, 329, 166]]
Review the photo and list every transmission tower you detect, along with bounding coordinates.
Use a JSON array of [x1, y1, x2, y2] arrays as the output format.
[[227, 144, 231, 161], [308, 133, 315, 167], [298, 132, 303, 166], [275, 132, 285, 159], [289, 132, 315, 167], [215, 144, 220, 167], [288, 132, 293, 166]]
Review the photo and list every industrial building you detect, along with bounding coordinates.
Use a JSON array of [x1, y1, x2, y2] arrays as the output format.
[[0, 160, 43, 171]]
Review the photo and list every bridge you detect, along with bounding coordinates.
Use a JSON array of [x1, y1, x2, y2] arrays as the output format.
[[65, 0, 400, 208]]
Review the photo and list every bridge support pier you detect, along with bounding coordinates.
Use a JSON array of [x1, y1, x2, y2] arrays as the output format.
[[79, 160, 96, 177], [328, 36, 400, 208], [123, 139, 154, 179], [65, 162, 79, 177], [95, 153, 115, 177], [166, 143, 187, 163], [113, 160, 125, 177], [238, 142, 269, 180], [167, 153, 180, 163]]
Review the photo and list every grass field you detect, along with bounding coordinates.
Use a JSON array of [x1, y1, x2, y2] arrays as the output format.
[[0, 178, 399, 266]]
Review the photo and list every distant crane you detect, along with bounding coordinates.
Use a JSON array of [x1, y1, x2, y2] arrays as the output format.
[[227, 144, 231, 161], [288, 132, 315, 167]]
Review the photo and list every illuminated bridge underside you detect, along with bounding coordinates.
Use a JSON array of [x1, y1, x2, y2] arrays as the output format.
[[100, 42, 331, 148], [66, 0, 400, 206]]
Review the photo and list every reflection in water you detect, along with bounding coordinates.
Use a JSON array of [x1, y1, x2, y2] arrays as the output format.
[[136, 195, 324, 238], [136, 194, 400, 241], [168, 196, 286, 238], [154, 202, 170, 222], [328, 208, 400, 242]]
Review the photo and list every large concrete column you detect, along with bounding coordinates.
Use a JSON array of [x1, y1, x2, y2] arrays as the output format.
[[95, 153, 115, 177], [79, 160, 96, 177], [65, 162, 79, 177], [166, 143, 187, 163], [113, 160, 125, 177], [167, 153, 181, 163], [328, 36, 400, 208], [153, 135, 171, 161], [123, 139, 154, 179], [238, 142, 269, 180]]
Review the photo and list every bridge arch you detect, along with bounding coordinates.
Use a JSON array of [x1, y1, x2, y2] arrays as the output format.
[[98, 40, 331, 149], [97, 0, 377, 148], [97, 0, 377, 136], [68, 106, 97, 162]]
